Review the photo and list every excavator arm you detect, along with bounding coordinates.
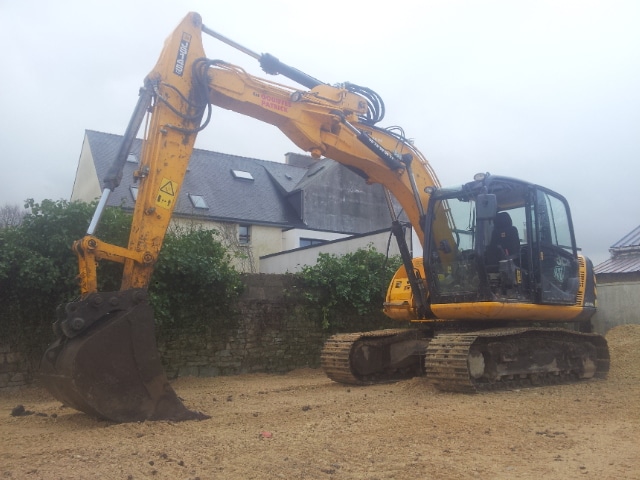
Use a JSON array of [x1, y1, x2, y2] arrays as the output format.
[[75, 17, 208, 295], [76, 12, 451, 298], [205, 61, 437, 237], [40, 12, 454, 422]]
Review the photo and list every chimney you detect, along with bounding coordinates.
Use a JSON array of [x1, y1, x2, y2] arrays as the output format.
[[285, 152, 316, 168]]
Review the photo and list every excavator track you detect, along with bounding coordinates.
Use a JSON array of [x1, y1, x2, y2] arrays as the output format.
[[321, 329, 426, 385], [425, 328, 609, 393]]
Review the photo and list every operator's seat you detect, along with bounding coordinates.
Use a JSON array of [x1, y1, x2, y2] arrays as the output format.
[[486, 212, 520, 267]]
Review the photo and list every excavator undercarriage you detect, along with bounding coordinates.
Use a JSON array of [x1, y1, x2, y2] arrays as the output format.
[[321, 327, 609, 392]]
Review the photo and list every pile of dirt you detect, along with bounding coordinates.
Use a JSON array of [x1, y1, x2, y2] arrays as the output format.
[[605, 324, 640, 381], [1, 324, 638, 479]]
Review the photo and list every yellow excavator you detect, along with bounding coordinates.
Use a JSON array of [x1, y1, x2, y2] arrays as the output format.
[[40, 12, 609, 422]]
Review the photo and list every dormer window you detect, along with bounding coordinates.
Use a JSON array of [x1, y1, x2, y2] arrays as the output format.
[[189, 194, 208, 209], [231, 169, 254, 181]]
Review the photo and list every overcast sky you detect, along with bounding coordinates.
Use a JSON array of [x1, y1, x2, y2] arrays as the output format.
[[1, 0, 638, 265]]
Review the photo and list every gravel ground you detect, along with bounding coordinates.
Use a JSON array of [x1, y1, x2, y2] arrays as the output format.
[[1, 324, 639, 480]]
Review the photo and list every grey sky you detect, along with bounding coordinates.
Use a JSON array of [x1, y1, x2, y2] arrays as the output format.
[[1, 0, 638, 265]]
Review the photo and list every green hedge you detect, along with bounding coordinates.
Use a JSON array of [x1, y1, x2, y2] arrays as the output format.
[[0, 200, 242, 360], [296, 246, 402, 330], [0, 199, 401, 367]]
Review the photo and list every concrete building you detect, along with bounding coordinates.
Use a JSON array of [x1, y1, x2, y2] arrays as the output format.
[[593, 225, 640, 333], [71, 130, 409, 272]]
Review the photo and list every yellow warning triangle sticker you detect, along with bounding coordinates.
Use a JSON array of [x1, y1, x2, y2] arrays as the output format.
[[156, 177, 177, 210], [160, 180, 176, 196]]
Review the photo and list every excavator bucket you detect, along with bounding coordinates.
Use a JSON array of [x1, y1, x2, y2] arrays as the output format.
[[39, 289, 208, 423]]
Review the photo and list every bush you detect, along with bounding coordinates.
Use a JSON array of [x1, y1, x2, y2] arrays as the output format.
[[149, 224, 243, 328], [0, 200, 242, 356], [0, 199, 129, 355], [296, 245, 402, 329]]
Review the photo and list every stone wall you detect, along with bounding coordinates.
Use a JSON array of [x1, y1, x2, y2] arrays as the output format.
[[0, 343, 30, 389], [157, 273, 396, 378], [0, 274, 397, 389], [6, 271, 638, 390]]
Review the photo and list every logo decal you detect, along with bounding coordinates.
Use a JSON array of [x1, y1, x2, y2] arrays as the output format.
[[173, 32, 192, 76], [261, 93, 291, 113], [553, 257, 571, 283]]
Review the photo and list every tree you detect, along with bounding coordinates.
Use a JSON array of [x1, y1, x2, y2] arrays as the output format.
[[0, 203, 26, 228], [0, 199, 130, 354], [0, 199, 244, 358], [216, 222, 257, 273]]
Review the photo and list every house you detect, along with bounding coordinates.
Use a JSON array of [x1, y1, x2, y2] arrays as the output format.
[[593, 225, 640, 333], [71, 130, 409, 272]]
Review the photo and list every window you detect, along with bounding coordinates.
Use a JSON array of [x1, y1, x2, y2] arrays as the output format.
[[300, 238, 326, 247], [534, 189, 578, 304], [130, 186, 138, 201], [189, 194, 208, 209], [232, 169, 254, 180], [239, 224, 251, 244], [536, 191, 573, 252], [126, 153, 138, 163]]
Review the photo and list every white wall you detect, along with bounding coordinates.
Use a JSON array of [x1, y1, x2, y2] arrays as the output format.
[[170, 218, 284, 273], [70, 136, 101, 202], [591, 281, 640, 334], [281, 228, 350, 250], [260, 228, 412, 274]]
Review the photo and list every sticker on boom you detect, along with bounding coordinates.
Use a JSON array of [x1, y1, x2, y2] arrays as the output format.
[[156, 178, 177, 209], [174, 32, 192, 76]]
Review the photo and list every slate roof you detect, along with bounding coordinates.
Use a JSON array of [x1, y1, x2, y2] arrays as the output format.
[[594, 224, 640, 274], [85, 130, 310, 228]]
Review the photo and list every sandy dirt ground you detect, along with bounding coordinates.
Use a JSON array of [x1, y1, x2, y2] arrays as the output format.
[[1, 324, 639, 480]]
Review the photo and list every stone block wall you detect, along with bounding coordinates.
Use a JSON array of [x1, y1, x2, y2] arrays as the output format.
[[0, 274, 397, 388], [158, 301, 326, 378], [157, 274, 394, 378], [0, 343, 30, 389]]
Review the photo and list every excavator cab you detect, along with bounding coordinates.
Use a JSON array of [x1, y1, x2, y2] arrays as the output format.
[[334, 172, 606, 389], [424, 173, 583, 307]]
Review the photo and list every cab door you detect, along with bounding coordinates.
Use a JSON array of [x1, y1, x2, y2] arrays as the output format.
[[532, 189, 579, 305]]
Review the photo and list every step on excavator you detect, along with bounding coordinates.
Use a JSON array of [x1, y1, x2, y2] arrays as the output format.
[[40, 12, 609, 422]]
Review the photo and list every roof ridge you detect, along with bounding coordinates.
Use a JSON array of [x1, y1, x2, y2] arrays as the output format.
[[611, 224, 640, 249], [86, 128, 310, 169]]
